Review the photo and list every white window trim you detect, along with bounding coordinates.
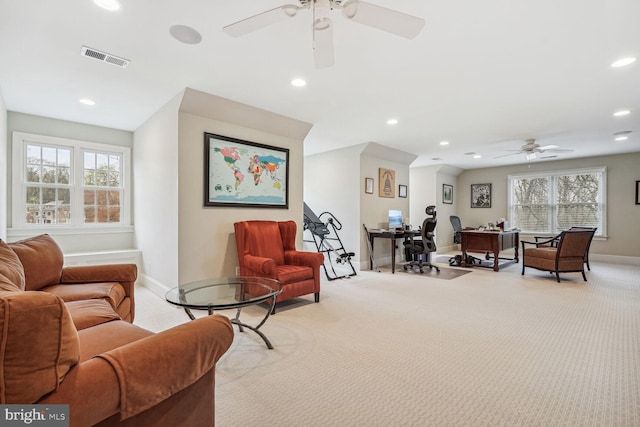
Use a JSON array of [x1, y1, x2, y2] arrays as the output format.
[[11, 131, 131, 232], [507, 166, 607, 237]]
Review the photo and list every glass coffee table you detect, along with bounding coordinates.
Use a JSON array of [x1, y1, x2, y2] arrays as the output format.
[[165, 276, 282, 349]]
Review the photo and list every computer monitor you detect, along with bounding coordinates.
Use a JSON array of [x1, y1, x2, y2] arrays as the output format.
[[388, 209, 403, 229]]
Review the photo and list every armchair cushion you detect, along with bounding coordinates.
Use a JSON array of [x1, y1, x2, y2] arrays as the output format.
[[8, 234, 63, 291], [45, 282, 127, 311], [0, 291, 80, 404]]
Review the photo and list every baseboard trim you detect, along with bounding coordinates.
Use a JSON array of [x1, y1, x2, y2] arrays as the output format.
[[138, 273, 171, 299]]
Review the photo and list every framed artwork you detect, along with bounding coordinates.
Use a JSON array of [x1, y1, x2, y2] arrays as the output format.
[[443, 184, 453, 204], [471, 183, 492, 208], [636, 181, 640, 205], [378, 168, 396, 198], [365, 177, 374, 194], [399, 184, 407, 198], [204, 132, 289, 208]]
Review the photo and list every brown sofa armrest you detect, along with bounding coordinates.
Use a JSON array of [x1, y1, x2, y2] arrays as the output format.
[[38, 357, 121, 427], [60, 264, 137, 296], [97, 315, 233, 420]]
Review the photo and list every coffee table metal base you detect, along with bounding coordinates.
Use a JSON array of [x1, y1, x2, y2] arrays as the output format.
[[182, 296, 277, 349]]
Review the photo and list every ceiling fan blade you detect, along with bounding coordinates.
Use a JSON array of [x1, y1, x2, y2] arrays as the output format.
[[223, 5, 301, 37], [494, 152, 523, 159], [313, 17, 335, 68], [341, 0, 425, 39], [538, 144, 558, 150]]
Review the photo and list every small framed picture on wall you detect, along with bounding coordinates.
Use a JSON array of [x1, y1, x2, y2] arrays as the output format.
[[365, 177, 374, 194], [399, 184, 407, 198], [443, 184, 453, 204], [471, 183, 492, 208]]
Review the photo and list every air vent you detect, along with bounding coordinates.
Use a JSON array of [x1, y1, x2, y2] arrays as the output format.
[[80, 46, 129, 68]]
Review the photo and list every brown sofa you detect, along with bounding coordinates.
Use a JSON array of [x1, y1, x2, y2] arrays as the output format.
[[0, 234, 234, 426]]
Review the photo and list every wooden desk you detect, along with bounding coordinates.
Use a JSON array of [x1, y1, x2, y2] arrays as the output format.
[[460, 230, 519, 271], [367, 229, 420, 274]]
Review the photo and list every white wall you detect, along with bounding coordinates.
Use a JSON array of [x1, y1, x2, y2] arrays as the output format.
[[457, 153, 640, 257], [5, 112, 134, 252], [304, 144, 363, 263], [0, 87, 7, 240], [133, 91, 182, 290], [134, 88, 312, 289]]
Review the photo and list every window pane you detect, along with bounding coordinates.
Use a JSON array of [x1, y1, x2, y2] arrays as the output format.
[[513, 178, 548, 204], [97, 207, 108, 223], [84, 152, 95, 169], [42, 147, 57, 164], [84, 207, 96, 223], [84, 190, 95, 205], [42, 166, 56, 183], [26, 145, 41, 164], [96, 170, 108, 186], [58, 166, 70, 184], [109, 170, 120, 187], [512, 205, 550, 232], [42, 187, 56, 204], [84, 169, 95, 185], [96, 153, 109, 170], [58, 188, 71, 204], [108, 190, 120, 206], [26, 186, 40, 204], [108, 207, 120, 222], [26, 165, 41, 183], [58, 149, 71, 167], [26, 206, 40, 224], [96, 190, 108, 205]]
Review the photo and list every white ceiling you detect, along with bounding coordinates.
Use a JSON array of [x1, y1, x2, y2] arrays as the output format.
[[1, 0, 639, 169]]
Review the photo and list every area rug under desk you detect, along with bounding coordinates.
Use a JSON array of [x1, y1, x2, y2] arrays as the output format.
[[402, 265, 472, 280]]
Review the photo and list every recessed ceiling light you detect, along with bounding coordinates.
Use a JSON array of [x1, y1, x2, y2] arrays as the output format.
[[613, 110, 631, 117], [473, 154, 482, 159], [439, 141, 449, 146], [79, 98, 95, 106], [291, 78, 307, 87], [614, 136, 629, 141], [611, 57, 636, 68], [169, 25, 202, 45], [93, 0, 120, 11], [386, 118, 398, 125]]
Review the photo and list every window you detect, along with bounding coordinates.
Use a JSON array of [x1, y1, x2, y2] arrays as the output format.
[[12, 132, 130, 229], [508, 167, 606, 236]]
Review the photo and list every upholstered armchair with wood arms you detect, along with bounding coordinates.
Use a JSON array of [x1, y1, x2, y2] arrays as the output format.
[[522, 228, 596, 282], [234, 220, 324, 312]]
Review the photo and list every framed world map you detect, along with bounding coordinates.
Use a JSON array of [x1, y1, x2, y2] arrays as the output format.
[[204, 133, 289, 208]]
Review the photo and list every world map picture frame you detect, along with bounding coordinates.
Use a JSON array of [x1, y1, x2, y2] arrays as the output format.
[[204, 132, 289, 208]]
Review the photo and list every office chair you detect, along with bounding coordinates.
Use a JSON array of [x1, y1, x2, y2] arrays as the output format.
[[449, 215, 482, 266], [403, 206, 440, 273]]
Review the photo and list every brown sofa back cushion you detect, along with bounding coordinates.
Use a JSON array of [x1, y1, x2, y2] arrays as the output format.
[[8, 234, 63, 291], [0, 291, 80, 403], [0, 240, 25, 292]]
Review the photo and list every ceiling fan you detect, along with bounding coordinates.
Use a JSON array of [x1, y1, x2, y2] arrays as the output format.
[[222, 0, 425, 68], [495, 139, 574, 160]]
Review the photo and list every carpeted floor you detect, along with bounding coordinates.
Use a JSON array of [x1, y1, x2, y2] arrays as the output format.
[[135, 258, 640, 427]]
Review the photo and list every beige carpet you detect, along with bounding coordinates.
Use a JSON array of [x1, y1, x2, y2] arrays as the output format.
[[135, 259, 640, 427]]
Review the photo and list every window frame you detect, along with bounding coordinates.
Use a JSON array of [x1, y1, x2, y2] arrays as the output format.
[[507, 167, 606, 237], [11, 132, 131, 232]]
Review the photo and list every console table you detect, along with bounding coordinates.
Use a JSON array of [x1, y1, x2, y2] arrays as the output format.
[[460, 230, 519, 271]]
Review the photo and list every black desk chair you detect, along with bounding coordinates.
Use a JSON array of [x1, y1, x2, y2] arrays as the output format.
[[403, 206, 440, 273], [449, 215, 482, 266]]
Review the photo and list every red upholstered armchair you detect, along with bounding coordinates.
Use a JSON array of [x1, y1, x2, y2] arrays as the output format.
[[234, 220, 324, 312]]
